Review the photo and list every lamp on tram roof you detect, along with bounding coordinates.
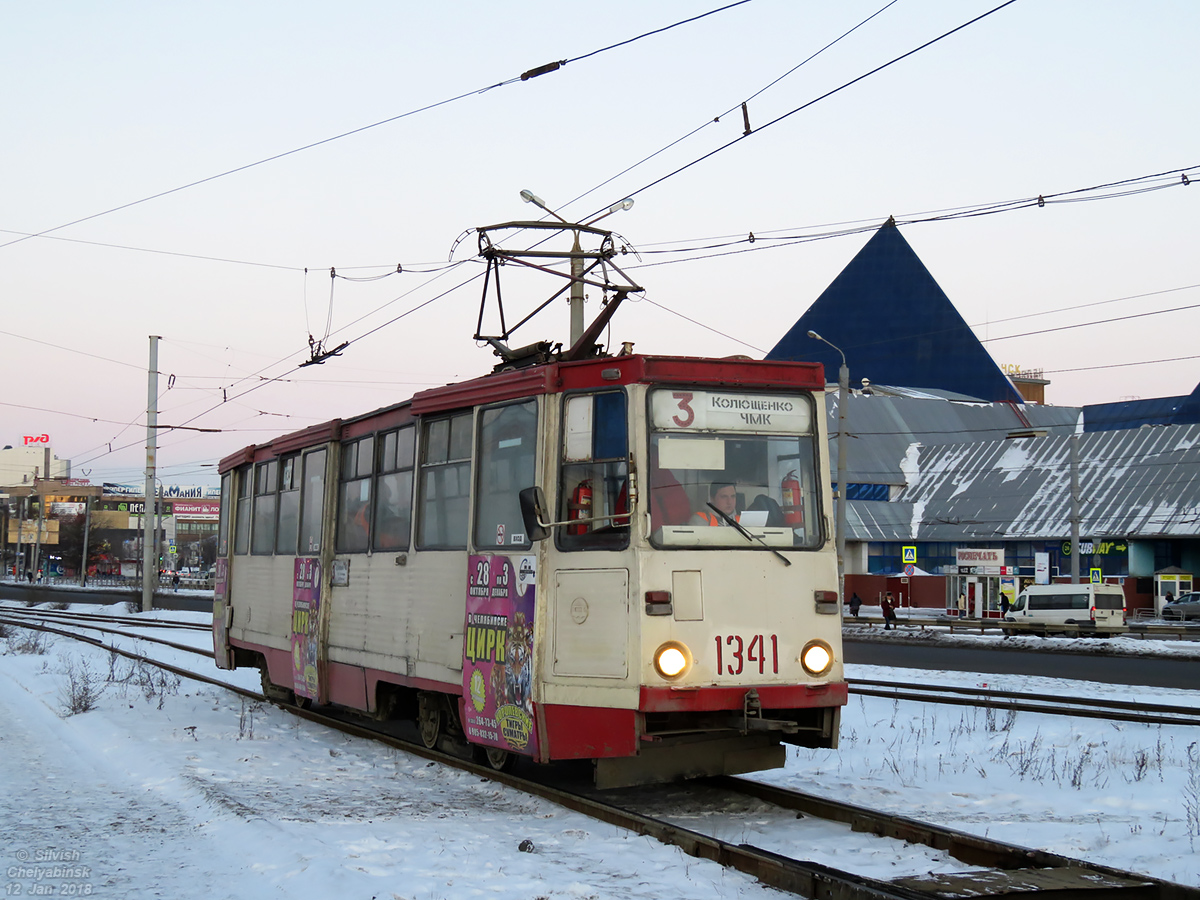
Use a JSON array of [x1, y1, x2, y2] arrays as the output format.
[[807, 330, 849, 608], [584, 198, 635, 226], [519, 189, 568, 223]]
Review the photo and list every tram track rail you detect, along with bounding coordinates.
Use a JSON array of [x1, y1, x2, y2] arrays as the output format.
[[849, 677, 1200, 727], [0, 606, 213, 658], [7, 606, 1198, 727], [0, 610, 1192, 899], [0, 602, 211, 633]]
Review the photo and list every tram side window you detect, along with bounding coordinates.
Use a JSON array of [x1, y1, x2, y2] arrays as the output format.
[[251, 460, 278, 555], [474, 401, 537, 551], [417, 413, 472, 549], [374, 425, 415, 551], [557, 391, 629, 551], [299, 448, 327, 555], [234, 466, 252, 555], [336, 435, 375, 553], [276, 454, 300, 555], [218, 473, 231, 558]]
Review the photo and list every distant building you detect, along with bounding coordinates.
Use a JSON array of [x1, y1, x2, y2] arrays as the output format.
[[0, 444, 70, 485], [771, 220, 1200, 616]]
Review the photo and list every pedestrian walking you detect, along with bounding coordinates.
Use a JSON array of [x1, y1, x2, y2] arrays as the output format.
[[881, 592, 897, 630], [848, 592, 862, 618]]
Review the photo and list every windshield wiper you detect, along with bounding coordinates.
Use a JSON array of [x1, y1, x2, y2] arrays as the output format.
[[707, 502, 791, 567]]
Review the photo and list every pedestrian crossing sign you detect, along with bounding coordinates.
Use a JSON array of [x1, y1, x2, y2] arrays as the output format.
[[902, 546, 917, 564], [1090, 568, 1102, 584]]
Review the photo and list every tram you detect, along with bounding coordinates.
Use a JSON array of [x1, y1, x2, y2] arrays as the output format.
[[213, 352, 846, 787]]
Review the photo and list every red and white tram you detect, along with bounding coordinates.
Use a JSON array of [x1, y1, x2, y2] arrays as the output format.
[[213, 353, 846, 787]]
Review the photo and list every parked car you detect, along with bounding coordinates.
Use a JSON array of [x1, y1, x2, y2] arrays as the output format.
[[1162, 592, 1200, 621]]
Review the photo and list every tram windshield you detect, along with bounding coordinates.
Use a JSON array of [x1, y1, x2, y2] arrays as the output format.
[[647, 388, 822, 550]]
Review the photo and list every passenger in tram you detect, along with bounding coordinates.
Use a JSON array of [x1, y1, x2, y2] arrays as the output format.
[[691, 482, 738, 526]]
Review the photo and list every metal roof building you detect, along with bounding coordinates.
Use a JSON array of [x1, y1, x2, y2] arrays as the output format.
[[829, 389, 1080, 496], [891, 424, 1200, 541]]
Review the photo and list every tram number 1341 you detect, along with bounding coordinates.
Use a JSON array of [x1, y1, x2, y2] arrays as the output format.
[[715, 634, 779, 676]]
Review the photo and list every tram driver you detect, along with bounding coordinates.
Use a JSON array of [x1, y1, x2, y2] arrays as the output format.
[[690, 482, 738, 526]]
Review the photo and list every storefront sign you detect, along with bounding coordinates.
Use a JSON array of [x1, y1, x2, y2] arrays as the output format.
[[1061, 540, 1127, 557], [171, 501, 220, 520], [956, 548, 1003, 567]]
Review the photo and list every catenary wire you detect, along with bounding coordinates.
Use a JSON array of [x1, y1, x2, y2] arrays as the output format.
[[599, 0, 1019, 215], [557, 0, 899, 215], [0, 2, 758, 254]]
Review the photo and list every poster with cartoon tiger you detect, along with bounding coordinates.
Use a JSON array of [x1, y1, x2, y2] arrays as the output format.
[[463, 554, 539, 757]]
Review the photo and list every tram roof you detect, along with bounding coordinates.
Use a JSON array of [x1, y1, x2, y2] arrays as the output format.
[[219, 354, 826, 473]]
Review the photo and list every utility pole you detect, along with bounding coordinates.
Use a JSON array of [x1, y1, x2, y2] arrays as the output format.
[[79, 495, 92, 587], [808, 331, 849, 604], [142, 335, 160, 612], [1070, 414, 1082, 584], [1, 497, 7, 579], [32, 461, 45, 582], [569, 231, 585, 346]]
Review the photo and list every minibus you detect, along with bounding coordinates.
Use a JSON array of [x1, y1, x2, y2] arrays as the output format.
[[1004, 583, 1126, 634]]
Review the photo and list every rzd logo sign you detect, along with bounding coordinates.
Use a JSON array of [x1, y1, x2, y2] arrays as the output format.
[[23, 434, 50, 446]]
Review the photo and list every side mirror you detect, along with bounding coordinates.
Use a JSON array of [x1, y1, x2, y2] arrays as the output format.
[[519, 486, 551, 542]]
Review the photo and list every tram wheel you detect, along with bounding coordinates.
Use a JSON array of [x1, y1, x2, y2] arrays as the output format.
[[417, 694, 443, 749], [259, 667, 295, 705], [475, 745, 516, 773]]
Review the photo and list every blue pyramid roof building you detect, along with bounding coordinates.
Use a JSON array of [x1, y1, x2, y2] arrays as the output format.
[[766, 220, 1023, 404], [1084, 381, 1200, 431]]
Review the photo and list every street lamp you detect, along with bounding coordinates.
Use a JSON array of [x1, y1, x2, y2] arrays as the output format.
[[808, 330, 849, 606]]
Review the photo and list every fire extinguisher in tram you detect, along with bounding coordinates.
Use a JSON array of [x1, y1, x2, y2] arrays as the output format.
[[568, 479, 592, 535], [780, 470, 804, 526]]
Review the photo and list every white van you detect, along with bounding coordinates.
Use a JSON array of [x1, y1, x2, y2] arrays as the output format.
[[1004, 583, 1126, 634]]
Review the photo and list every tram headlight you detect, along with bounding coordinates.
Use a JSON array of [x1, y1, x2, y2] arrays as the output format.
[[653, 641, 692, 679], [800, 639, 834, 677]]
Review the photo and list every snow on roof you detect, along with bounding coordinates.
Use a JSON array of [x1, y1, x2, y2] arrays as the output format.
[[886, 422, 1200, 540]]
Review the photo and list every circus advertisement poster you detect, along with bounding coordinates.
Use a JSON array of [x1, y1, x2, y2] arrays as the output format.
[[291, 557, 322, 701], [462, 554, 538, 759]]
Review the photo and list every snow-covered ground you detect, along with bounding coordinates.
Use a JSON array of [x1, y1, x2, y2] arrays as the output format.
[[2, 601, 1198, 897]]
